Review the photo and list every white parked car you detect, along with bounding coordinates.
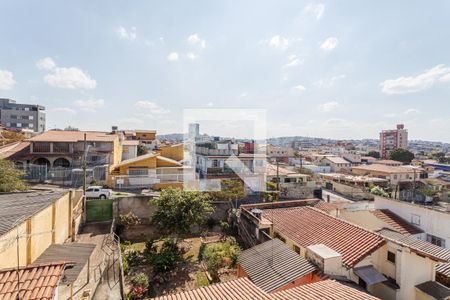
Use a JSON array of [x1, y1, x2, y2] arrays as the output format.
[[85, 186, 113, 199]]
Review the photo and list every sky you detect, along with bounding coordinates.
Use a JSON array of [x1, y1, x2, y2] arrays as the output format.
[[0, 0, 449, 142]]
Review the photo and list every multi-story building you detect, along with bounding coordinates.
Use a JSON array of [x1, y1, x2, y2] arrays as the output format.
[[380, 124, 408, 159], [0, 98, 46, 132]]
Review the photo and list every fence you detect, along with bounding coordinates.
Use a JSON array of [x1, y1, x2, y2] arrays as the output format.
[[18, 164, 108, 187]]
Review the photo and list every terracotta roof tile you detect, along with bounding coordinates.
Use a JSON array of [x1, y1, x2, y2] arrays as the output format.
[[0, 262, 67, 300], [152, 278, 272, 300], [377, 228, 450, 262], [272, 280, 380, 300], [262, 207, 385, 268], [371, 209, 423, 235], [28, 130, 117, 143]]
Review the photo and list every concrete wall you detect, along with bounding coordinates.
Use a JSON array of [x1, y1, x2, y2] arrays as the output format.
[[325, 180, 374, 200], [375, 195, 450, 248], [371, 240, 438, 300], [0, 191, 75, 268], [113, 196, 156, 221]]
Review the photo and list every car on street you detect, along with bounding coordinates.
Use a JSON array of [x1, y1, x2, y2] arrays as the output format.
[[85, 186, 113, 199]]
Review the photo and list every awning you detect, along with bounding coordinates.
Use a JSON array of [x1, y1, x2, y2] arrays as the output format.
[[354, 266, 387, 285], [33, 243, 96, 285]]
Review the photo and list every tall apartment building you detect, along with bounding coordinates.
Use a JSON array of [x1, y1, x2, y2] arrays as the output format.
[[380, 124, 408, 158], [0, 98, 46, 132]]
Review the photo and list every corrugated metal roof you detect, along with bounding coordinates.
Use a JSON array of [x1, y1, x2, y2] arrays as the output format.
[[33, 243, 95, 284], [262, 207, 385, 268], [239, 239, 316, 292], [272, 280, 380, 300], [371, 209, 423, 235], [377, 228, 450, 262], [436, 262, 450, 277], [0, 190, 67, 236], [152, 277, 272, 300], [415, 281, 450, 299], [0, 262, 67, 300]]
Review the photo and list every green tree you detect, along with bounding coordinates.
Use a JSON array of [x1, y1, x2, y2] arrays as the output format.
[[137, 143, 148, 156], [0, 160, 27, 192], [207, 179, 245, 201], [151, 188, 213, 234], [367, 151, 380, 159], [389, 149, 415, 164], [430, 152, 449, 164]]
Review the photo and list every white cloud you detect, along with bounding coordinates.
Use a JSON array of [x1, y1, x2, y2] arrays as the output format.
[[186, 52, 198, 60], [320, 37, 339, 51], [269, 35, 290, 50], [381, 64, 450, 94], [51, 107, 77, 115], [315, 74, 346, 88], [404, 108, 420, 115], [116, 26, 137, 41], [167, 52, 179, 62], [187, 34, 206, 48], [74, 98, 105, 112], [303, 3, 325, 20], [134, 101, 170, 114], [293, 84, 306, 91], [319, 101, 339, 112], [44, 67, 97, 89], [36, 57, 56, 70], [284, 55, 302, 68], [0, 70, 16, 90]]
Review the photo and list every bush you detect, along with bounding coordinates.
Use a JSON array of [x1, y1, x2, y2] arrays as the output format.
[[119, 212, 141, 228], [371, 186, 389, 197], [200, 238, 241, 281], [125, 250, 141, 267], [145, 238, 183, 274], [130, 273, 149, 299]]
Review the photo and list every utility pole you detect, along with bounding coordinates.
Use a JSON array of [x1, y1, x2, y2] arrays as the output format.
[[413, 168, 416, 202], [83, 133, 87, 222]]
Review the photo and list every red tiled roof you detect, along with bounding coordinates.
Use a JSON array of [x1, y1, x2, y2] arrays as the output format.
[[272, 280, 380, 300], [152, 278, 272, 300], [0, 262, 67, 300], [262, 207, 385, 268], [28, 130, 117, 142], [313, 201, 339, 213], [372, 209, 423, 235]]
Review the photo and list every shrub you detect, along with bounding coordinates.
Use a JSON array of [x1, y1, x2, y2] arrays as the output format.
[[371, 186, 389, 197], [145, 238, 183, 274], [125, 250, 141, 267], [130, 273, 149, 299], [206, 217, 217, 229], [119, 212, 141, 228]]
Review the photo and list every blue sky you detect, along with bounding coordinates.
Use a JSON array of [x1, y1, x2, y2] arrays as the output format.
[[0, 1, 449, 141]]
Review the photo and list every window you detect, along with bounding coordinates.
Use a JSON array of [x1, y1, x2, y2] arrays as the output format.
[[128, 169, 149, 176], [387, 251, 396, 263], [411, 214, 421, 226], [393, 175, 398, 180], [274, 232, 286, 243], [212, 159, 219, 167], [10, 115, 17, 119], [427, 234, 446, 248], [293, 245, 301, 254]]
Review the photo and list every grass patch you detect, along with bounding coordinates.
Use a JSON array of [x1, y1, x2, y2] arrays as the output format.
[[196, 271, 210, 288]]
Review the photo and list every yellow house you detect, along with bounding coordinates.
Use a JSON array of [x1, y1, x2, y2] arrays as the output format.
[[108, 153, 187, 189], [159, 143, 184, 161], [0, 189, 83, 269]]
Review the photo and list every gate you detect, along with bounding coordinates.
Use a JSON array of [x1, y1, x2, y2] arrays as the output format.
[[86, 199, 113, 223]]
